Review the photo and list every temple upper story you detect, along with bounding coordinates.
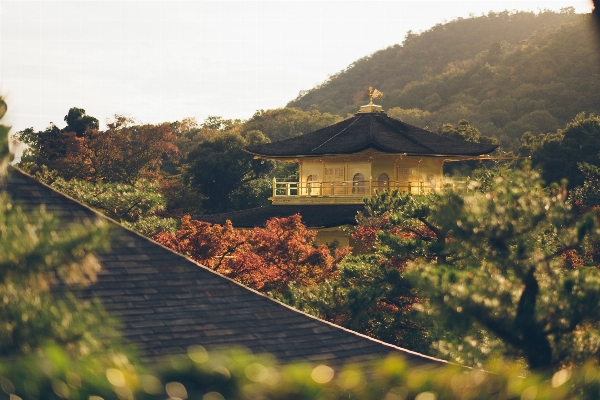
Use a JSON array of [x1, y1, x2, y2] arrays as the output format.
[[268, 152, 453, 204], [244, 100, 498, 205]]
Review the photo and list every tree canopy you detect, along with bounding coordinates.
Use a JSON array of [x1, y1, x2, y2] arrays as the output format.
[[154, 214, 350, 293], [17, 113, 180, 184], [241, 108, 343, 142], [184, 130, 274, 213], [63, 107, 99, 137], [523, 113, 600, 188], [347, 168, 600, 370]]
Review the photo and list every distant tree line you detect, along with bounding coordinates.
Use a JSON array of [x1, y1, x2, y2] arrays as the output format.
[[15, 107, 341, 221]]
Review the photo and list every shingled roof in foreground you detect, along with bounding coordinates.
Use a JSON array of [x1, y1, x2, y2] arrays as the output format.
[[4, 167, 445, 368], [245, 112, 498, 157]]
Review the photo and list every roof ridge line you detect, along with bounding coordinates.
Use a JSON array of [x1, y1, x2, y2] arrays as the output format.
[[310, 116, 361, 152]]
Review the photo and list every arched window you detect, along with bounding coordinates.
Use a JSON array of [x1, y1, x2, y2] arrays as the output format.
[[378, 173, 389, 193], [352, 173, 365, 194], [307, 174, 318, 195]]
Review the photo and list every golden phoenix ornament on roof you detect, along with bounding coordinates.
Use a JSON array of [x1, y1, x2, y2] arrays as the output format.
[[367, 87, 384, 105]]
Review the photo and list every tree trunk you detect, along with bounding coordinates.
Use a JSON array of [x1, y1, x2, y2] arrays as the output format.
[[515, 267, 553, 370]]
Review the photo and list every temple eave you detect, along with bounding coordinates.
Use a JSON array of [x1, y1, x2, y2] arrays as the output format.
[[251, 151, 499, 162]]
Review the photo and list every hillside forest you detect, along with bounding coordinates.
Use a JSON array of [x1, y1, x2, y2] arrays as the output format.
[[6, 9, 600, 398], [289, 9, 600, 150]]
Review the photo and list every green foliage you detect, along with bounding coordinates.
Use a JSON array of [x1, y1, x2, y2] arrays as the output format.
[[0, 345, 139, 400], [284, 254, 432, 354], [525, 113, 600, 188], [0, 98, 121, 358], [437, 120, 502, 176], [403, 168, 600, 369], [288, 12, 600, 150], [16, 124, 70, 171], [201, 115, 241, 131], [387, 107, 431, 128], [185, 130, 274, 213], [169, 117, 203, 158], [15, 108, 186, 222], [0, 190, 110, 358], [571, 162, 600, 208], [169, 116, 244, 159], [438, 119, 498, 144], [241, 108, 343, 142], [50, 178, 176, 236], [469, 164, 519, 193], [63, 107, 99, 137], [8, 344, 600, 399], [313, 167, 600, 370], [366, 190, 450, 263], [120, 216, 176, 238], [159, 174, 205, 218], [51, 178, 163, 222]]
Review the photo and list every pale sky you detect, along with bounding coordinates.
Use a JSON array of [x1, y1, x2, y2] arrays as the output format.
[[0, 1, 594, 134]]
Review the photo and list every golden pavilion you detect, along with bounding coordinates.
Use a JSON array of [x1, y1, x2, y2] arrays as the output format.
[[201, 89, 498, 250]]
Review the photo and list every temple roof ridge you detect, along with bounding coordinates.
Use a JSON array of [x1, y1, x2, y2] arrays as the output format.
[[245, 113, 498, 158]]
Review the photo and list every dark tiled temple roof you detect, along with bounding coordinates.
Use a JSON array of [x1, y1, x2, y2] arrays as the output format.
[[245, 112, 497, 157], [4, 167, 444, 367], [197, 204, 364, 228]]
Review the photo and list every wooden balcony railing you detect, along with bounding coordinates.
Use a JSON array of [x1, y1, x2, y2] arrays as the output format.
[[271, 178, 467, 198]]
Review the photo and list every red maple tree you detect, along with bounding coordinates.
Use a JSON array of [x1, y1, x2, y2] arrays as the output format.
[[154, 214, 351, 292]]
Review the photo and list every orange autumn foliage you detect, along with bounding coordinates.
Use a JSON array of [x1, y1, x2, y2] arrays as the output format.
[[20, 116, 180, 184], [154, 214, 351, 292], [84, 121, 180, 183]]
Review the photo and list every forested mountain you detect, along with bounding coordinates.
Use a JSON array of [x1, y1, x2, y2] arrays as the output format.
[[288, 10, 600, 149]]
